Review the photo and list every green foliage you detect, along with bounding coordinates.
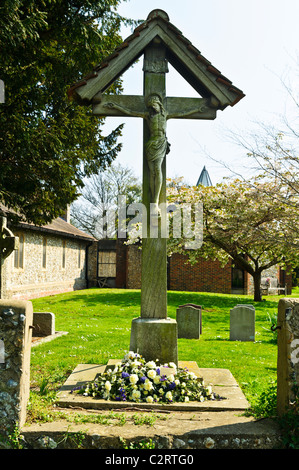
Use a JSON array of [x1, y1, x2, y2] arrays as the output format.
[[262, 311, 278, 344], [119, 437, 156, 449], [0, 0, 137, 224], [246, 380, 277, 419]]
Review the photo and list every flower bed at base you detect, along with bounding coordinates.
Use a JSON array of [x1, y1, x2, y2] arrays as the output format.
[[72, 352, 224, 404]]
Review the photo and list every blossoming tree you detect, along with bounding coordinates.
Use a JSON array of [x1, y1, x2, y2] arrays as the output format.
[[167, 176, 299, 301]]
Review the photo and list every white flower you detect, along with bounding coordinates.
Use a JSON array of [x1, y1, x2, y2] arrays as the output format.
[[165, 391, 173, 401], [159, 388, 164, 395], [129, 374, 139, 385], [206, 385, 213, 395], [144, 379, 153, 391], [169, 362, 177, 369], [145, 361, 156, 369], [188, 372, 197, 380], [175, 379, 180, 385], [154, 376, 161, 385], [184, 396, 189, 402], [132, 390, 141, 401], [147, 369, 156, 380], [125, 351, 136, 361], [146, 396, 154, 403], [105, 381, 111, 391], [167, 374, 175, 382], [131, 360, 140, 367]]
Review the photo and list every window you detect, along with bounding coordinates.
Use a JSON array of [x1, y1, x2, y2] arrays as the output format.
[[78, 245, 81, 268], [14, 233, 24, 269], [62, 240, 66, 268], [98, 251, 116, 278], [231, 267, 244, 289], [42, 237, 47, 269]]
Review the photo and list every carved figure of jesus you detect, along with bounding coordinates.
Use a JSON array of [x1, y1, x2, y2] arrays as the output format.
[[104, 94, 207, 215], [144, 93, 170, 216]]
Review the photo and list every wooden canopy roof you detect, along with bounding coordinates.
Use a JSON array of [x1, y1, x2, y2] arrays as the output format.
[[69, 9, 245, 111]]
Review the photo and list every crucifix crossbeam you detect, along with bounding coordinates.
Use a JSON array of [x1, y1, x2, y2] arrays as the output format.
[[69, 9, 245, 364], [93, 94, 218, 120]]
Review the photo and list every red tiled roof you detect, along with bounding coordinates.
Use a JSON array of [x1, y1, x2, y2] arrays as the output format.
[[68, 9, 245, 107]]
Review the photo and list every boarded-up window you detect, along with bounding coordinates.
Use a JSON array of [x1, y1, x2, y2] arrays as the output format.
[[98, 251, 116, 278], [62, 240, 66, 268], [14, 233, 24, 269], [78, 245, 81, 268], [42, 237, 47, 269]]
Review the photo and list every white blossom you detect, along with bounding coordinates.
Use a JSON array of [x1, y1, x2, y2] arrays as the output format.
[[129, 374, 139, 385], [147, 369, 156, 379], [145, 360, 156, 369], [144, 379, 153, 391], [105, 381, 111, 391]]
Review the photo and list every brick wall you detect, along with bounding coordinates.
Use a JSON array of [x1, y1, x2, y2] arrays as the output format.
[[169, 253, 232, 293], [115, 239, 127, 288], [125, 247, 233, 294], [127, 245, 142, 289]]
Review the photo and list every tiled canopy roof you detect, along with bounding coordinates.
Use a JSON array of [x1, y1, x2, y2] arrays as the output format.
[[69, 9, 245, 110]]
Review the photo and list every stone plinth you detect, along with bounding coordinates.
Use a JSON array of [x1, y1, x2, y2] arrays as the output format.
[[56, 361, 250, 412], [130, 317, 178, 365], [0, 300, 33, 434], [277, 298, 299, 416], [230, 304, 255, 342], [176, 304, 202, 339]]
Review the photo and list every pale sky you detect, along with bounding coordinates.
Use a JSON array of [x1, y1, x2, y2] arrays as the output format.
[[102, 0, 299, 186]]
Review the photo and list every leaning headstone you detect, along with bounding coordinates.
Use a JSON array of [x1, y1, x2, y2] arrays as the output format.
[[230, 304, 255, 342], [0, 300, 33, 435], [176, 304, 202, 339], [33, 312, 55, 337]]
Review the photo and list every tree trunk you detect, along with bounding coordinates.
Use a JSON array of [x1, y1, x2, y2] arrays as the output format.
[[253, 271, 262, 302]]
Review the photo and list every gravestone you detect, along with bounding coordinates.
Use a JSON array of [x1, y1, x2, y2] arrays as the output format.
[[176, 304, 202, 339], [69, 9, 244, 364], [230, 304, 255, 342], [0, 300, 33, 434], [33, 312, 55, 337]]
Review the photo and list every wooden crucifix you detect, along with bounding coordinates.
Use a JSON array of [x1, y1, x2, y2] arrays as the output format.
[[93, 40, 217, 320], [69, 9, 244, 363]]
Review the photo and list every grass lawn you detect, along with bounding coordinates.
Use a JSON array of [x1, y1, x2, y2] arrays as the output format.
[[28, 287, 299, 422]]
